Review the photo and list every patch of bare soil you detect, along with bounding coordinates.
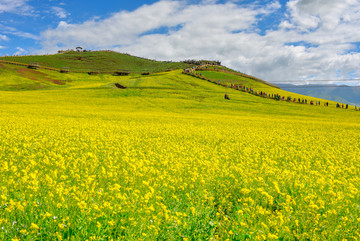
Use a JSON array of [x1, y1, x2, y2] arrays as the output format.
[[18, 68, 64, 85]]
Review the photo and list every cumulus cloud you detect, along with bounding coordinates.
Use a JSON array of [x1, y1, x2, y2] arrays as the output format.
[[38, 0, 360, 84], [0, 0, 33, 15], [40, 1, 183, 51], [39, 1, 269, 53], [286, 0, 359, 31]]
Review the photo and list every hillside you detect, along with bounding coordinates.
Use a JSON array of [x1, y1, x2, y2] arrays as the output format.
[[1, 56, 360, 240], [0, 51, 190, 73], [0, 59, 342, 108]]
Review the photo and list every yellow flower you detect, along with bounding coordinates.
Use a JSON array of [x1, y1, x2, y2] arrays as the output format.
[[58, 223, 66, 229], [240, 188, 252, 195], [43, 212, 52, 219], [190, 207, 196, 215], [268, 233, 278, 239], [30, 223, 39, 230]]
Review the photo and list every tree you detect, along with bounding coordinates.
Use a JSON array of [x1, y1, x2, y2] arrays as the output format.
[[76, 47, 83, 52]]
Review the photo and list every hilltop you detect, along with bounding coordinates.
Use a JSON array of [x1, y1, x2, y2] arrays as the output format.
[[0, 50, 191, 74]]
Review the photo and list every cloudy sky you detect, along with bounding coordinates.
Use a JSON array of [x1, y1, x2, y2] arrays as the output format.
[[1, 0, 360, 84]]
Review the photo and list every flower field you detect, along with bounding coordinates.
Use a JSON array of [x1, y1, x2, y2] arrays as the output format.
[[1, 68, 360, 240]]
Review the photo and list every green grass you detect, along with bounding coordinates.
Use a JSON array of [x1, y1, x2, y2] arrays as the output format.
[[196, 70, 273, 89], [0, 61, 346, 109], [0, 51, 191, 73]]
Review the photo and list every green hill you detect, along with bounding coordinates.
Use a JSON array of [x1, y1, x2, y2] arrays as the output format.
[[0, 56, 345, 110], [0, 51, 190, 74]]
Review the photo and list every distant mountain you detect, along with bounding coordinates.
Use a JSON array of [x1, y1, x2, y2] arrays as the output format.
[[277, 84, 360, 106]]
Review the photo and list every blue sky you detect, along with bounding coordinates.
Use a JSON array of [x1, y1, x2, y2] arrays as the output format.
[[1, 0, 360, 84]]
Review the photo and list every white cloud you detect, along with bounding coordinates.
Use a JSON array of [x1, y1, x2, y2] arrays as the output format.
[[51, 6, 68, 19], [0, 0, 33, 15], [40, 1, 183, 52], [286, 0, 359, 31], [39, 1, 265, 53], [0, 24, 39, 40], [0, 34, 8, 41], [37, 0, 360, 84], [57, 21, 69, 29], [14, 46, 26, 55], [11, 31, 38, 40]]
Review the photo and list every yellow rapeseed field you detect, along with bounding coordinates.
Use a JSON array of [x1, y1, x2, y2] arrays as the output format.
[[1, 68, 360, 240]]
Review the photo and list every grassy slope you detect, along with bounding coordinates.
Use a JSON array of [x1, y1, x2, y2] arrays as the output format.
[[0, 60, 351, 110], [196, 70, 338, 105], [197, 70, 274, 89], [0, 51, 190, 73], [0, 62, 356, 118], [0, 50, 344, 106]]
